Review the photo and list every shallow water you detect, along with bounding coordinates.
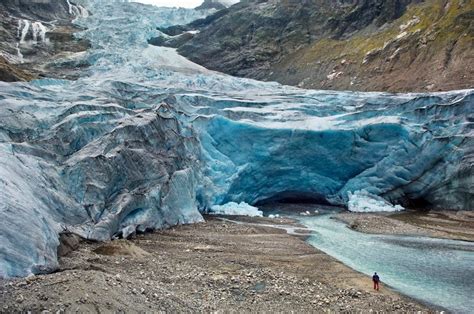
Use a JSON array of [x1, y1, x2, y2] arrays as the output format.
[[295, 213, 474, 313]]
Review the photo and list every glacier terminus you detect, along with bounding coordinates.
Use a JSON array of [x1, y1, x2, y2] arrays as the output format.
[[0, 0, 473, 278]]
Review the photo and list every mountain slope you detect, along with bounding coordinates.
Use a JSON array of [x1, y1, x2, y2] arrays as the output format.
[[0, 0, 90, 82], [163, 0, 473, 92]]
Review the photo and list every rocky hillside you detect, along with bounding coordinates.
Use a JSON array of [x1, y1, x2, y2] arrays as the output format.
[[158, 0, 473, 92], [0, 0, 90, 82]]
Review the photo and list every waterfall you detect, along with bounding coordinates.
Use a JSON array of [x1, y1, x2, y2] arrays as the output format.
[[17, 20, 22, 38], [14, 19, 49, 64], [32, 22, 48, 42], [66, 0, 73, 14], [19, 19, 30, 43], [18, 19, 48, 44], [66, 0, 89, 18], [16, 43, 24, 64]]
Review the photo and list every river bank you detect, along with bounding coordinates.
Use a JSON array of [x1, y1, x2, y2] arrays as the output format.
[[0, 216, 428, 313], [335, 210, 474, 242], [299, 212, 474, 313]]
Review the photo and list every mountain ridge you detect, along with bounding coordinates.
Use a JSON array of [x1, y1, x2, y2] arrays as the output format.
[[157, 0, 473, 92]]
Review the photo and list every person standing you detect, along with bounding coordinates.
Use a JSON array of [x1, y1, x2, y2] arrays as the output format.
[[372, 272, 380, 291]]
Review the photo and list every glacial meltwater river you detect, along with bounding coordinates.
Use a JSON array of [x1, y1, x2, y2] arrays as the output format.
[[264, 206, 474, 313]]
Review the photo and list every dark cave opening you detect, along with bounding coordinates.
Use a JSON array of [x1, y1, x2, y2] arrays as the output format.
[[255, 191, 331, 207], [403, 197, 433, 211], [254, 191, 342, 216]]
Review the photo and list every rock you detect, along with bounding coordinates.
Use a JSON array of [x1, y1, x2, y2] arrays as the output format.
[[57, 233, 82, 257], [170, 0, 473, 92], [93, 241, 151, 258], [15, 294, 24, 303], [0, 57, 35, 82], [0, 0, 90, 83]]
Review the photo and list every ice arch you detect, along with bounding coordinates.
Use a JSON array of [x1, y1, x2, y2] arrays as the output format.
[[194, 93, 473, 211]]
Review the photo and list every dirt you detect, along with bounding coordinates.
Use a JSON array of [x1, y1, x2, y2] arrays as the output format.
[[336, 210, 474, 242], [0, 216, 430, 313], [390, 210, 474, 241], [335, 212, 432, 236]]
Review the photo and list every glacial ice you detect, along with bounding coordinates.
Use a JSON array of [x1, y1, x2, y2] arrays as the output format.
[[347, 190, 404, 212], [0, 0, 473, 277], [210, 202, 263, 217]]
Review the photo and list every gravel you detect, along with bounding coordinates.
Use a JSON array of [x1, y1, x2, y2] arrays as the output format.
[[0, 216, 430, 313]]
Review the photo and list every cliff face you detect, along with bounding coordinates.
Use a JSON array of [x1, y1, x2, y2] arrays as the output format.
[[161, 0, 473, 92], [0, 0, 90, 82]]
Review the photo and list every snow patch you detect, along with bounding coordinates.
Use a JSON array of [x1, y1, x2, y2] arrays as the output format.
[[218, 0, 240, 6], [396, 31, 408, 40], [142, 46, 210, 73], [210, 202, 263, 217], [400, 16, 420, 32], [348, 190, 404, 213], [327, 71, 343, 81]]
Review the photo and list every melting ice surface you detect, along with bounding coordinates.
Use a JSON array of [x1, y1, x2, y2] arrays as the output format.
[[0, 0, 473, 277], [348, 190, 405, 212], [210, 202, 263, 217], [298, 214, 474, 313]]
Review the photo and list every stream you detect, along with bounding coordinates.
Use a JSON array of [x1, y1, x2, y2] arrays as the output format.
[[262, 205, 474, 313]]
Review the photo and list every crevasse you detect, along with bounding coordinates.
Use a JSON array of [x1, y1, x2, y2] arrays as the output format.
[[0, 0, 472, 278]]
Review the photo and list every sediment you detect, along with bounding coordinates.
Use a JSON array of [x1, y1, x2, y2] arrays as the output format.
[[0, 216, 429, 312]]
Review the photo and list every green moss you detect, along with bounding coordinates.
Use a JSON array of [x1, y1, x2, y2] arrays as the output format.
[[297, 0, 473, 67]]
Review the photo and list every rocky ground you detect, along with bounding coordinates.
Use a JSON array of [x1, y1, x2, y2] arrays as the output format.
[[336, 210, 474, 241], [0, 216, 430, 313]]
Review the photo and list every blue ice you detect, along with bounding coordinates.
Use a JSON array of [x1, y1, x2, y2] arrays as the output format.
[[0, 0, 472, 277]]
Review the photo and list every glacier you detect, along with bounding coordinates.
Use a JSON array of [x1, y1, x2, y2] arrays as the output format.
[[347, 190, 404, 213], [210, 202, 263, 217], [0, 0, 473, 277]]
